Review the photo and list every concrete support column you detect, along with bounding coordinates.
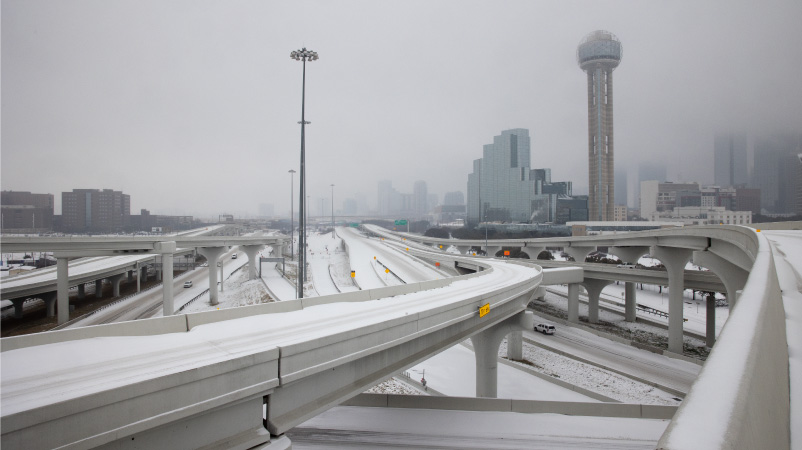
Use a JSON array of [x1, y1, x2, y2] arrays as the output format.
[[197, 246, 226, 306], [471, 311, 534, 398], [10, 298, 26, 319], [485, 246, 501, 258], [565, 246, 596, 263], [42, 292, 57, 318], [652, 246, 694, 354], [706, 294, 716, 347], [692, 250, 748, 310], [95, 279, 103, 298], [155, 241, 176, 316], [609, 246, 650, 265], [135, 263, 141, 292], [127, 270, 134, 282], [456, 245, 471, 255], [507, 331, 523, 360], [56, 256, 70, 325], [77, 284, 86, 299], [272, 242, 283, 258], [581, 278, 614, 324], [520, 246, 545, 260], [625, 281, 637, 322], [567, 283, 580, 323], [239, 245, 265, 280], [109, 274, 124, 297]]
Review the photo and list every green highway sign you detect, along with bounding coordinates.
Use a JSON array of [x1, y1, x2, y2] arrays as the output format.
[[394, 219, 408, 226], [350, 223, 359, 228]]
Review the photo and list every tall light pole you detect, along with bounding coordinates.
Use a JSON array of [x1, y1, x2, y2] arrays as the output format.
[[291, 47, 318, 299], [289, 169, 296, 261], [330, 184, 335, 239]]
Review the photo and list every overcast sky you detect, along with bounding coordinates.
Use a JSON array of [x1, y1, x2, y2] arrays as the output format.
[[3, 0, 801, 217]]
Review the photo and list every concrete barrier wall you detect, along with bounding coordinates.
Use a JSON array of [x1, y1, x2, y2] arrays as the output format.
[[657, 233, 790, 450], [342, 393, 678, 419]]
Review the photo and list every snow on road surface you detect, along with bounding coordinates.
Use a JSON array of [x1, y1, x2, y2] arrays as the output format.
[[764, 230, 802, 448], [306, 231, 358, 295], [523, 315, 700, 396], [289, 406, 669, 449], [261, 263, 297, 301]]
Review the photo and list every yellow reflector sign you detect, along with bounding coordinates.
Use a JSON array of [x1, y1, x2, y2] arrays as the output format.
[[479, 303, 490, 318], [385, 268, 390, 273], [350, 271, 355, 278]]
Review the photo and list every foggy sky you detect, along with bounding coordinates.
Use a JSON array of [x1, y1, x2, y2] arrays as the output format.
[[3, 0, 802, 217]]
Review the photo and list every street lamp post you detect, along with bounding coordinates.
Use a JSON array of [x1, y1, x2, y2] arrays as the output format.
[[290, 47, 318, 299], [330, 184, 335, 239], [289, 169, 296, 261]]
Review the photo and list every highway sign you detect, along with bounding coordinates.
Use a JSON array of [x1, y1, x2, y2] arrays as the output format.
[[394, 219, 407, 225]]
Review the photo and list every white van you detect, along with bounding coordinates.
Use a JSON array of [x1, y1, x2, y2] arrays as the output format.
[[535, 323, 556, 335]]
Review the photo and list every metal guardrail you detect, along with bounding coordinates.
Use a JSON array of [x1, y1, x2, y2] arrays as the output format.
[[375, 259, 406, 284]]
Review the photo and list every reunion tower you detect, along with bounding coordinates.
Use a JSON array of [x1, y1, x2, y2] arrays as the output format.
[[577, 30, 622, 221]]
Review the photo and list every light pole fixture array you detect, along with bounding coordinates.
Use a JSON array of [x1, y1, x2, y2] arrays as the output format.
[[290, 47, 318, 299]]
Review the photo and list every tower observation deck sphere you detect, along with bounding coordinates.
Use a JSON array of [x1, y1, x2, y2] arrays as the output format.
[[577, 30, 622, 70]]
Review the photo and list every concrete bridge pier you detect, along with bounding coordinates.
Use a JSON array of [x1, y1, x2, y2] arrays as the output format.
[[10, 298, 26, 319], [95, 280, 103, 298], [581, 278, 613, 323], [77, 284, 85, 299], [239, 245, 265, 280], [56, 256, 70, 325], [140, 265, 148, 283], [652, 246, 694, 354], [520, 245, 545, 260], [609, 246, 650, 265], [272, 242, 283, 258], [110, 274, 125, 297], [42, 292, 57, 318], [456, 245, 471, 255], [485, 246, 501, 258], [625, 282, 637, 322], [197, 246, 226, 306], [155, 242, 176, 316], [565, 246, 596, 263], [470, 311, 534, 398], [692, 250, 748, 347], [127, 270, 134, 282], [567, 283, 580, 323]]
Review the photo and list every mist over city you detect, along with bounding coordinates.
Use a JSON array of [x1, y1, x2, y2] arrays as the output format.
[[3, 0, 801, 220]]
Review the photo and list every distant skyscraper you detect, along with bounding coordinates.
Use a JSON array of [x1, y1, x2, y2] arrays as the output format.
[[377, 180, 394, 216], [752, 134, 802, 214], [444, 191, 465, 206], [714, 133, 747, 187], [614, 167, 628, 207], [413, 180, 428, 217], [578, 30, 622, 221]]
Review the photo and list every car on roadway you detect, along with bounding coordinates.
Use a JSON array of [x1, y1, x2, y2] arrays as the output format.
[[535, 323, 556, 335], [183, 281, 193, 288], [232, 253, 238, 259], [616, 263, 637, 269]]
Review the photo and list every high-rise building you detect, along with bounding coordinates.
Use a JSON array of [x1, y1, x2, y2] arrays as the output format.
[[614, 167, 628, 207], [578, 30, 623, 221], [752, 134, 802, 214], [714, 133, 748, 188], [443, 191, 465, 206], [61, 189, 130, 232], [1, 191, 55, 232], [466, 129, 572, 225], [413, 180, 428, 217]]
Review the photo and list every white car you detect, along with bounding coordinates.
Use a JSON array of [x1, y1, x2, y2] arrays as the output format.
[[616, 263, 636, 269], [183, 281, 193, 288], [535, 323, 556, 335], [231, 254, 238, 259]]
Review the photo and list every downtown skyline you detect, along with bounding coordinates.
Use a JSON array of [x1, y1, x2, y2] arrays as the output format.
[[3, 0, 802, 217]]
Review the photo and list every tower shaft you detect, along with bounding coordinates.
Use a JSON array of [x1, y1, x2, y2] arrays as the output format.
[[586, 66, 615, 221]]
